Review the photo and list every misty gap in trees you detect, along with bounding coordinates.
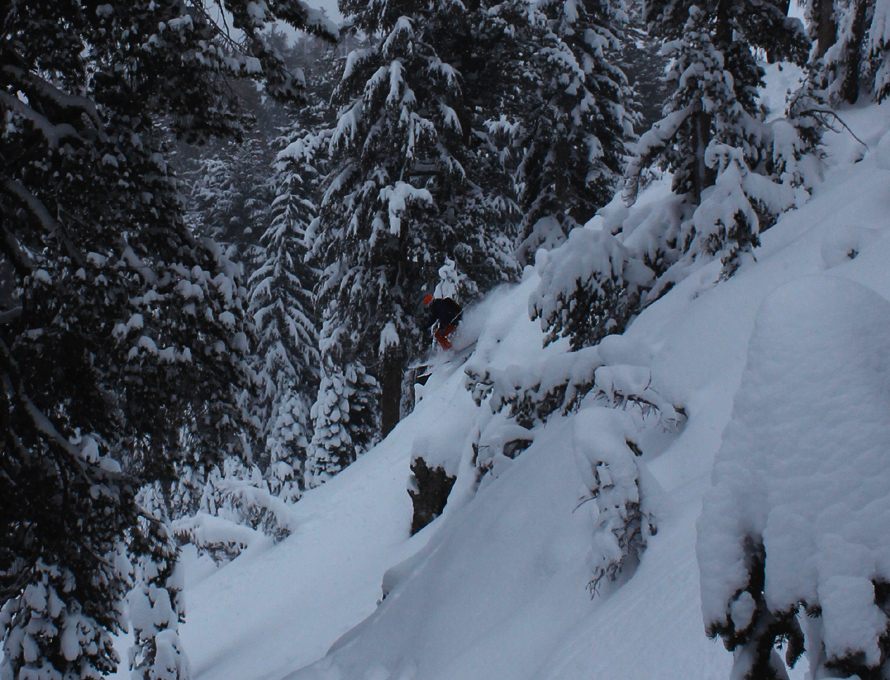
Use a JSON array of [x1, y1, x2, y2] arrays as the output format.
[[2, 0, 890, 677]]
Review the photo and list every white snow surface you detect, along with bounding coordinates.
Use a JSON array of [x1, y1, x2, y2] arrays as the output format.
[[107, 78, 890, 680]]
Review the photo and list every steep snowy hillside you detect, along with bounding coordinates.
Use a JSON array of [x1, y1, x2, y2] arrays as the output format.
[[154, 91, 890, 680]]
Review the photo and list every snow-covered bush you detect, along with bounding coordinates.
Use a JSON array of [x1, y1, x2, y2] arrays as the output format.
[[306, 361, 379, 488], [0, 559, 125, 680], [189, 461, 293, 558], [473, 411, 536, 475], [466, 334, 685, 433], [529, 228, 655, 350], [150, 458, 295, 565], [466, 328, 677, 594], [698, 277, 890, 679], [466, 347, 601, 429], [128, 552, 189, 680], [689, 142, 797, 276], [573, 408, 657, 594]]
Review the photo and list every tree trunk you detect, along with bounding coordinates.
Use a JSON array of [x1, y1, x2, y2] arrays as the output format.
[[841, 0, 868, 103], [688, 0, 727, 204], [380, 346, 404, 438], [691, 105, 714, 205], [816, 0, 838, 59]]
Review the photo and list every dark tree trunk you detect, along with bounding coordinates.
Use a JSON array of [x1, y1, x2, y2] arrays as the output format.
[[380, 345, 404, 437], [816, 0, 838, 59], [688, 0, 730, 204], [691, 106, 714, 205], [841, 0, 868, 103]]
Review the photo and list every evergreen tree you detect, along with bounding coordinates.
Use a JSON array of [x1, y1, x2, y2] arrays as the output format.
[[185, 133, 275, 266], [249, 128, 325, 499], [304, 303, 379, 487], [127, 519, 188, 680], [516, 0, 635, 262], [250, 37, 341, 496], [625, 0, 810, 274], [0, 1, 335, 677], [619, 0, 671, 133], [872, 0, 890, 100], [811, 0, 872, 103], [310, 2, 518, 442], [305, 360, 379, 487], [809, 0, 890, 104]]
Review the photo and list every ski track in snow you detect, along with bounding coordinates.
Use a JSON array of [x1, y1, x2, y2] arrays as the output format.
[[109, 78, 890, 680]]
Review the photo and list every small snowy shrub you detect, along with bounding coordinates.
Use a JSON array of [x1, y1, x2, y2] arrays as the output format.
[[0, 559, 123, 680], [466, 336, 685, 432], [573, 408, 657, 594], [165, 459, 294, 564], [466, 348, 601, 429], [529, 228, 655, 351], [466, 335, 674, 595], [473, 412, 536, 474], [128, 550, 189, 680]]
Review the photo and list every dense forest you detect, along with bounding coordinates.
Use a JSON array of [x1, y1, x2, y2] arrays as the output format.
[[2, 0, 890, 678]]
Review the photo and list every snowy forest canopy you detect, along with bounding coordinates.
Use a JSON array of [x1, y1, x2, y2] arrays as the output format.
[[2, 0, 890, 678]]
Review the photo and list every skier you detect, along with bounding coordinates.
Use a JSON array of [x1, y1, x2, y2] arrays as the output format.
[[424, 294, 461, 350]]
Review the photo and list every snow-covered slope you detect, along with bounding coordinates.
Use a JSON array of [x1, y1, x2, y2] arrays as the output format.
[[161, 283, 551, 680], [166, 87, 890, 680]]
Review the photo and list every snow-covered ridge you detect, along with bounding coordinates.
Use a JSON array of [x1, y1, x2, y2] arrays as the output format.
[[162, 89, 890, 680]]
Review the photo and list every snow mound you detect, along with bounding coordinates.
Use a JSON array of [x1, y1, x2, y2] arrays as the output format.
[[698, 275, 890, 675]]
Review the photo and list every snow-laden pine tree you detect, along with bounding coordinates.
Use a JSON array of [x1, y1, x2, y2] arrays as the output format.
[[309, 2, 518, 442], [624, 0, 810, 276], [619, 0, 671, 131], [515, 0, 635, 262], [530, 227, 655, 350], [796, 0, 867, 103], [185, 133, 274, 267], [810, 0, 890, 103], [0, 1, 335, 677], [128, 518, 188, 680], [304, 311, 379, 487], [249, 129, 324, 500], [871, 0, 890, 100], [305, 362, 380, 487], [526, 0, 812, 359]]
